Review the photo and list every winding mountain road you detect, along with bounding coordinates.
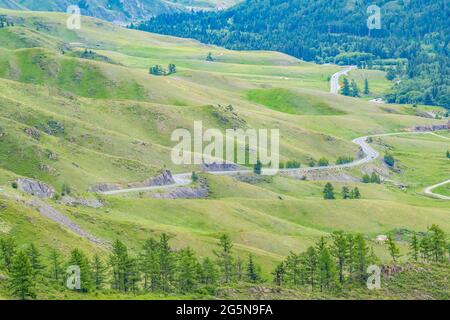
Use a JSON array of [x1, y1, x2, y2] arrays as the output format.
[[99, 67, 448, 200], [330, 66, 357, 94]]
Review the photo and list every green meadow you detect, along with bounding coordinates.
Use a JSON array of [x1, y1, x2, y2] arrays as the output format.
[[0, 9, 448, 299]]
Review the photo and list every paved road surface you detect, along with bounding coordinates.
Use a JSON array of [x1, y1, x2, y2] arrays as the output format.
[[330, 66, 357, 94]]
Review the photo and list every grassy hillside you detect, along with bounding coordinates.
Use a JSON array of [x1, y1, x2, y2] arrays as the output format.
[[0, 9, 448, 300]]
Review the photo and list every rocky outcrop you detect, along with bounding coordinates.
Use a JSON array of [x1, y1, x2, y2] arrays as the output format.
[[89, 183, 121, 193], [61, 196, 103, 209], [26, 198, 103, 245], [151, 177, 209, 199], [152, 186, 209, 199], [17, 178, 55, 198], [127, 170, 175, 188], [413, 121, 449, 132], [202, 162, 242, 172]]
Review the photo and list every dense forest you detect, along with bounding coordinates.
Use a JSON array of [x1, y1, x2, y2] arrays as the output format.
[[136, 0, 450, 108]]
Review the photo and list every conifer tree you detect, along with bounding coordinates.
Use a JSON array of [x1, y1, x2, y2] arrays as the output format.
[[304, 247, 318, 290], [26, 244, 44, 276], [317, 246, 336, 291], [0, 238, 16, 271], [158, 233, 175, 293], [284, 252, 301, 286], [409, 232, 419, 262], [8, 250, 36, 300], [428, 224, 446, 263], [352, 187, 361, 199], [214, 234, 234, 284], [200, 257, 219, 288], [246, 254, 261, 283], [176, 248, 200, 293], [331, 231, 347, 284], [273, 263, 285, 286], [354, 234, 369, 283], [350, 79, 360, 97], [68, 249, 93, 292], [49, 249, 63, 283], [109, 240, 130, 292], [342, 186, 351, 199], [323, 183, 335, 200], [364, 78, 370, 95], [91, 254, 107, 291], [341, 78, 351, 96], [140, 238, 160, 291], [387, 234, 401, 262]]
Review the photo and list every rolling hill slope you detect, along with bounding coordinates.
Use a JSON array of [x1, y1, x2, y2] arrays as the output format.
[[0, 8, 448, 299]]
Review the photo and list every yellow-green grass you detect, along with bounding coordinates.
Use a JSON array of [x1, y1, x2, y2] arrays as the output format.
[[347, 69, 392, 97], [431, 182, 450, 197], [0, 9, 448, 294]]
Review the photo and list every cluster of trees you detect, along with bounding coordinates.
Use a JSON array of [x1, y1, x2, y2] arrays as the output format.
[[323, 183, 361, 200], [1, 225, 449, 299], [336, 156, 354, 165], [0, 17, 14, 28], [274, 232, 377, 291], [135, 0, 449, 109], [341, 78, 360, 97], [279, 160, 301, 169], [0, 234, 262, 299], [362, 172, 381, 184], [149, 64, 177, 76]]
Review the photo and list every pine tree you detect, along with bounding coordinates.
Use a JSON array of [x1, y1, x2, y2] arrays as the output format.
[[246, 254, 261, 283], [200, 257, 219, 287], [8, 250, 36, 300], [68, 249, 93, 292], [158, 233, 175, 293], [26, 244, 44, 276], [214, 234, 234, 284], [331, 231, 347, 284], [273, 263, 285, 286], [364, 78, 370, 95], [140, 238, 160, 291], [91, 254, 107, 291], [342, 186, 351, 199], [352, 187, 361, 199], [323, 183, 335, 200], [283, 252, 301, 286], [341, 78, 351, 96], [350, 79, 360, 97], [409, 232, 419, 262], [176, 248, 200, 293], [317, 246, 336, 291], [387, 234, 401, 262], [0, 238, 16, 271], [419, 235, 432, 262], [303, 247, 318, 290], [109, 240, 130, 292], [125, 257, 141, 293], [354, 234, 369, 283], [49, 249, 63, 283], [428, 224, 446, 263]]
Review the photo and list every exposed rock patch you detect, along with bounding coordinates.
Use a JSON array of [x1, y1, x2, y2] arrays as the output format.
[[25, 198, 103, 245], [412, 122, 449, 132], [89, 183, 121, 193], [151, 178, 209, 199], [17, 178, 55, 198], [203, 162, 242, 172], [283, 169, 360, 182], [61, 196, 103, 209], [127, 170, 175, 188]]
